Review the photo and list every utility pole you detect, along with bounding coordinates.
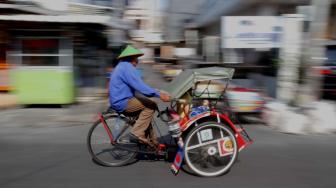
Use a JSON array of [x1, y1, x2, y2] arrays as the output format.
[[298, 0, 330, 105], [277, 14, 304, 105]]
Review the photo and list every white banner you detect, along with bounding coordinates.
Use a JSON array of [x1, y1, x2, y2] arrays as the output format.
[[221, 16, 283, 48]]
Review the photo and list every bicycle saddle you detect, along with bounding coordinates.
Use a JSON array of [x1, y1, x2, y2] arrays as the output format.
[[119, 110, 141, 117], [105, 107, 141, 118]]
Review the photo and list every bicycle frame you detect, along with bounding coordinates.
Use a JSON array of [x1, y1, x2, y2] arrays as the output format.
[[96, 111, 174, 155], [98, 113, 115, 144]]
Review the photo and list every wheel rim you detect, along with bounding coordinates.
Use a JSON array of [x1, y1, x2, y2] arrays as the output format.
[[184, 124, 238, 177], [89, 116, 136, 165]]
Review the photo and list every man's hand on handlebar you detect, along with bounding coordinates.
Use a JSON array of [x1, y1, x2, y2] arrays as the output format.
[[159, 90, 171, 102]]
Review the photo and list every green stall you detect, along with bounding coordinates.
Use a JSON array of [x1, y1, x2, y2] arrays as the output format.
[[8, 37, 75, 105]]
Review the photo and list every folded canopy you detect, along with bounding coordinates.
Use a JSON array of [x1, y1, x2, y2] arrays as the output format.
[[164, 66, 235, 98]]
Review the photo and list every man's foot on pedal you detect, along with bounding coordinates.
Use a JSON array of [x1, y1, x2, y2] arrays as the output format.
[[129, 133, 154, 147]]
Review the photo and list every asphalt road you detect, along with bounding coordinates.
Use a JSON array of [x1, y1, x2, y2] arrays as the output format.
[[1, 116, 336, 188], [1, 64, 336, 188]]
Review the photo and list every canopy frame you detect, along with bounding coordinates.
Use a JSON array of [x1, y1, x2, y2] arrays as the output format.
[[164, 66, 235, 99]]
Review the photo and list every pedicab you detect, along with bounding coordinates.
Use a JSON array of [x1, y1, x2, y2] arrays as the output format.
[[87, 66, 253, 177]]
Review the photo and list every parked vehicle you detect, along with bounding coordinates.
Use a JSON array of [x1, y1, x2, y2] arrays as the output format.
[[319, 46, 336, 100]]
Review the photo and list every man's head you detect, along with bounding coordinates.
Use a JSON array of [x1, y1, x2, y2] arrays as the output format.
[[117, 45, 143, 67], [120, 56, 139, 67]]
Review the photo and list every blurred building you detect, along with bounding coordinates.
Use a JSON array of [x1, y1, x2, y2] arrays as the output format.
[[0, 0, 131, 104], [124, 0, 164, 44], [163, 0, 205, 43], [185, 0, 311, 64], [183, 0, 336, 100]]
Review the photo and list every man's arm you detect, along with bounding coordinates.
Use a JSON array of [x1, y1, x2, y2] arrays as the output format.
[[123, 64, 160, 98]]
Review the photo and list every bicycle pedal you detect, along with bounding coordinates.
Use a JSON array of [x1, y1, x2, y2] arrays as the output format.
[[117, 142, 137, 147]]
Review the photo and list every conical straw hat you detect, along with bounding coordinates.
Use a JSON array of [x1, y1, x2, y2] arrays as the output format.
[[117, 45, 144, 59]]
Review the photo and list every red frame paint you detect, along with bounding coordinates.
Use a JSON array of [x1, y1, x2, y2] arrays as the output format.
[[99, 113, 115, 144]]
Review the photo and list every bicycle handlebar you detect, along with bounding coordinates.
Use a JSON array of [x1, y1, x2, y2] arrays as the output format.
[[157, 107, 173, 123], [157, 98, 186, 123], [170, 98, 187, 103]]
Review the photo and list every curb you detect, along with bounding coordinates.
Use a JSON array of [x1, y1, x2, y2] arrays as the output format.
[[0, 94, 18, 109]]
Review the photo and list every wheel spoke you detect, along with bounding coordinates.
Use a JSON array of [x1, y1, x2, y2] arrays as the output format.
[[95, 148, 115, 156], [190, 155, 210, 169], [186, 137, 230, 151], [107, 150, 122, 159]]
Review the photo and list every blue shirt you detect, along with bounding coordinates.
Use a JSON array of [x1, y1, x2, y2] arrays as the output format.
[[109, 61, 160, 112]]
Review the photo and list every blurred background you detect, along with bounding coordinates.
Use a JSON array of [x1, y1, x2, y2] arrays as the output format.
[[0, 0, 335, 129], [1, 1, 336, 187]]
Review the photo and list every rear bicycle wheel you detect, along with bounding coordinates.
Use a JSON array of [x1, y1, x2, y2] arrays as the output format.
[[184, 121, 238, 177], [87, 114, 137, 167]]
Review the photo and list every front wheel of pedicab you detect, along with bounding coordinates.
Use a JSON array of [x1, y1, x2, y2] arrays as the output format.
[[183, 121, 238, 177]]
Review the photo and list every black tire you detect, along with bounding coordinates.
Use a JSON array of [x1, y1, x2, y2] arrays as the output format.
[[87, 114, 137, 167], [184, 121, 238, 177]]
